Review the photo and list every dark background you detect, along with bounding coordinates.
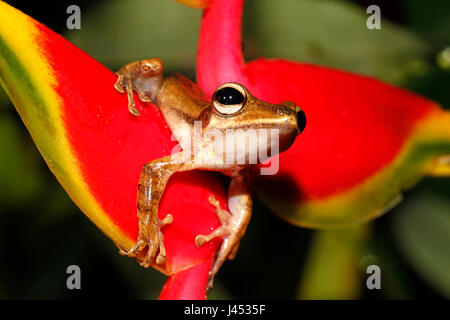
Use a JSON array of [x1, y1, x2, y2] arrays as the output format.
[[0, 0, 449, 299]]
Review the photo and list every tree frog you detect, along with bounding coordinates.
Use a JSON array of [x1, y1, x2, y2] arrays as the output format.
[[114, 58, 306, 287]]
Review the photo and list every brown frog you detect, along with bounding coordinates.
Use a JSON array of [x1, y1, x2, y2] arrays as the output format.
[[114, 57, 306, 287]]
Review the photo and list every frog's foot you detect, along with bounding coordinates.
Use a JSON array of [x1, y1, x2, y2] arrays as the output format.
[[114, 58, 164, 117], [120, 213, 173, 267], [195, 196, 233, 247], [114, 73, 141, 117], [195, 196, 243, 288]]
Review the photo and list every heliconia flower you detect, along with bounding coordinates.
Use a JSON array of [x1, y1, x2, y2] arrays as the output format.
[[0, 1, 225, 300], [196, 0, 450, 228]]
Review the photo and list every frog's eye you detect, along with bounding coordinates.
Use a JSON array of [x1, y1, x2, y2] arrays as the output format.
[[212, 83, 247, 116]]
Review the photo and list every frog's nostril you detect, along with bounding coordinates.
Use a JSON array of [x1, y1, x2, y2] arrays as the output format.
[[280, 101, 297, 111], [296, 109, 306, 134]]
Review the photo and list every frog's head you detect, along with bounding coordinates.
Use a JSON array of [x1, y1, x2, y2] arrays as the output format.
[[205, 82, 305, 163]]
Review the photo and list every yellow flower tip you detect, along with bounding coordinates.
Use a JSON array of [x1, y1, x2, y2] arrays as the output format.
[[427, 156, 450, 177], [174, 0, 211, 9], [422, 110, 450, 177]]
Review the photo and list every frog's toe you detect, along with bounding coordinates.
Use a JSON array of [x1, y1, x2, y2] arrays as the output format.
[[135, 88, 154, 103], [141, 242, 158, 268], [114, 73, 141, 116], [119, 239, 145, 258], [196, 196, 233, 247], [141, 235, 167, 267], [129, 214, 173, 267], [114, 74, 125, 93], [195, 227, 228, 248], [128, 103, 141, 117], [196, 195, 250, 289]]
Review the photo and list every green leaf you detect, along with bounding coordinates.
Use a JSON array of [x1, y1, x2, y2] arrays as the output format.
[[393, 192, 450, 298], [401, 0, 450, 43], [0, 115, 44, 205], [0, 86, 7, 106], [65, 0, 201, 72], [297, 224, 370, 299], [244, 0, 432, 84]]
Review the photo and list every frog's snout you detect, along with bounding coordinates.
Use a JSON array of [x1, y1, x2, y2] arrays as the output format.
[[295, 106, 307, 135], [280, 101, 306, 135]]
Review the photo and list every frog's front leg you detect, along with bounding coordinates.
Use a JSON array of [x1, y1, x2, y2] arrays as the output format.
[[120, 153, 195, 267], [114, 57, 164, 116], [195, 174, 252, 288]]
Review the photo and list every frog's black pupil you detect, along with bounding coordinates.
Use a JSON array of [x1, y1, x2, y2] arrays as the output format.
[[215, 87, 244, 105]]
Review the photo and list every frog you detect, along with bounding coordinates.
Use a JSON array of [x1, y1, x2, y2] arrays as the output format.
[[114, 57, 306, 287]]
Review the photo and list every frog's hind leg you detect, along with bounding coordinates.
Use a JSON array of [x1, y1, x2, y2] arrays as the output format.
[[195, 176, 252, 289], [114, 57, 164, 117]]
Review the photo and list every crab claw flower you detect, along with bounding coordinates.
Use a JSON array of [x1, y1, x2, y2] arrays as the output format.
[[196, 0, 450, 228], [0, 1, 225, 299]]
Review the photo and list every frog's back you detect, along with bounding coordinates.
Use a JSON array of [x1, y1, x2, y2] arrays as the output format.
[[156, 74, 210, 135]]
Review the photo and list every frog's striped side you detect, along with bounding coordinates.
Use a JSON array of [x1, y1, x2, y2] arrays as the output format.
[[0, 1, 225, 277]]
